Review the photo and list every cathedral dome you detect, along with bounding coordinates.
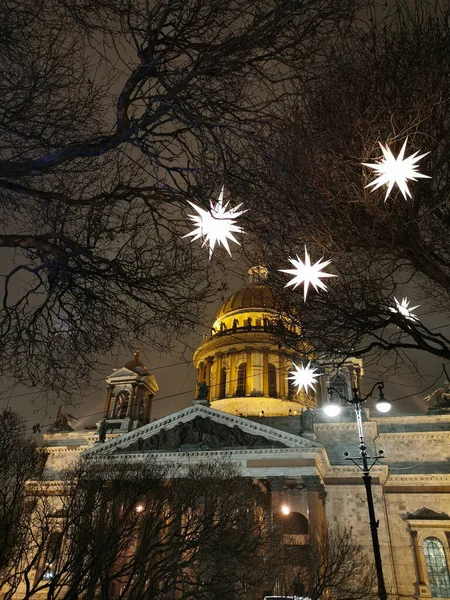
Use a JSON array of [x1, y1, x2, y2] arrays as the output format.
[[193, 265, 315, 417], [216, 284, 278, 319]]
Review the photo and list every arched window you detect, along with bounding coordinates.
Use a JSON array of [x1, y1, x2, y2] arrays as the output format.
[[281, 512, 309, 535], [268, 363, 277, 397], [219, 367, 227, 399], [236, 363, 247, 396], [423, 537, 450, 598], [330, 374, 349, 402]]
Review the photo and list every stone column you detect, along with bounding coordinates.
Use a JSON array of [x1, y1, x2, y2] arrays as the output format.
[[103, 384, 115, 418], [205, 357, 213, 388], [135, 383, 146, 421], [412, 531, 427, 585], [279, 355, 286, 398], [146, 392, 153, 423], [214, 354, 223, 399], [355, 365, 362, 393], [263, 349, 269, 396], [305, 476, 327, 538], [128, 382, 138, 419], [252, 350, 264, 395], [229, 350, 236, 396]]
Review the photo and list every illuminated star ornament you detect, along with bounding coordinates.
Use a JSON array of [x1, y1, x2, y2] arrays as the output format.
[[288, 362, 319, 394], [280, 247, 336, 301], [184, 186, 246, 258], [389, 296, 420, 321], [363, 138, 430, 201]]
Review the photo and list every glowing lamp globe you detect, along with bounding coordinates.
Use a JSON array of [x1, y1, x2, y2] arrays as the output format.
[[323, 403, 341, 417], [376, 399, 392, 413], [376, 387, 391, 413], [281, 504, 290, 515]]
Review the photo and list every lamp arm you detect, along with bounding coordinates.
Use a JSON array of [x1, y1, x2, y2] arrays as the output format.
[[327, 386, 347, 402], [361, 381, 384, 402], [329, 381, 385, 405]]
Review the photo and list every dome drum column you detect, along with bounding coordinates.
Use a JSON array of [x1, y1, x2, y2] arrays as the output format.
[[214, 354, 223, 400], [205, 357, 213, 389], [245, 348, 252, 396], [263, 349, 269, 396], [228, 350, 236, 397], [279, 355, 286, 399], [252, 350, 264, 396]]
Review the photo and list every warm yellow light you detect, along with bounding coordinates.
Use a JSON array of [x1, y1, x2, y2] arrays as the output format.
[[136, 504, 144, 513], [281, 504, 290, 515]]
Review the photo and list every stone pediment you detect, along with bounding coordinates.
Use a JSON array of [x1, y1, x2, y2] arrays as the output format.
[[116, 415, 287, 452], [108, 367, 140, 378], [83, 404, 322, 457], [406, 507, 450, 520]]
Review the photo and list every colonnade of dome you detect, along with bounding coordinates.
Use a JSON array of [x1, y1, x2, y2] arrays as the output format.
[[193, 268, 316, 417]]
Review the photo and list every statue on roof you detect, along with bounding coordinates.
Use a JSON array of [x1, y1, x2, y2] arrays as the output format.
[[48, 407, 77, 433], [197, 381, 208, 399], [194, 381, 209, 406], [98, 418, 108, 443], [425, 381, 450, 410], [300, 406, 315, 433]]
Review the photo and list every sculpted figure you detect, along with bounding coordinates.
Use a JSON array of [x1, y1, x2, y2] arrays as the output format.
[[196, 381, 209, 400], [425, 381, 450, 409], [300, 406, 315, 432], [98, 418, 108, 443]]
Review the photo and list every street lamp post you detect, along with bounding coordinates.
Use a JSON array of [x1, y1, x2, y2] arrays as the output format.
[[325, 382, 391, 600]]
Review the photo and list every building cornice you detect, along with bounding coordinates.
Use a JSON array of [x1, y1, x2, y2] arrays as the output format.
[[194, 332, 294, 362]]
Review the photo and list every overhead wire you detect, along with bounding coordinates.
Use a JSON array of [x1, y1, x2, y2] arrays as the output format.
[[389, 441, 450, 471], [21, 353, 446, 434]]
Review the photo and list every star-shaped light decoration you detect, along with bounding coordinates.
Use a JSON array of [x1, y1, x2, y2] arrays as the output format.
[[288, 362, 320, 394], [389, 296, 420, 321], [280, 247, 336, 301], [183, 186, 246, 258], [362, 138, 430, 201]]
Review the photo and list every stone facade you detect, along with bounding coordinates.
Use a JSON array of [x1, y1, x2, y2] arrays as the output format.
[[6, 275, 450, 599], [29, 399, 450, 600]]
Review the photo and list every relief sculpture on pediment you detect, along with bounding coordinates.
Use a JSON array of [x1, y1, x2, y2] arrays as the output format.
[[116, 416, 287, 452]]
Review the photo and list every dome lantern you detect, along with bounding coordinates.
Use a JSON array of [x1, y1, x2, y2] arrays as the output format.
[[248, 265, 268, 284]]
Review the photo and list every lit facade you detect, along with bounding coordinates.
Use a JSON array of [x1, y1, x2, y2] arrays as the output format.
[[4, 273, 450, 600], [193, 266, 362, 417]]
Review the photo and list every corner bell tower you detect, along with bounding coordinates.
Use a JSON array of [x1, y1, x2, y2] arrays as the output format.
[[102, 350, 159, 433]]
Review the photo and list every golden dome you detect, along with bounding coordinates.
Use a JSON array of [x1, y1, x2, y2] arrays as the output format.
[[216, 284, 279, 319], [194, 267, 314, 417]]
